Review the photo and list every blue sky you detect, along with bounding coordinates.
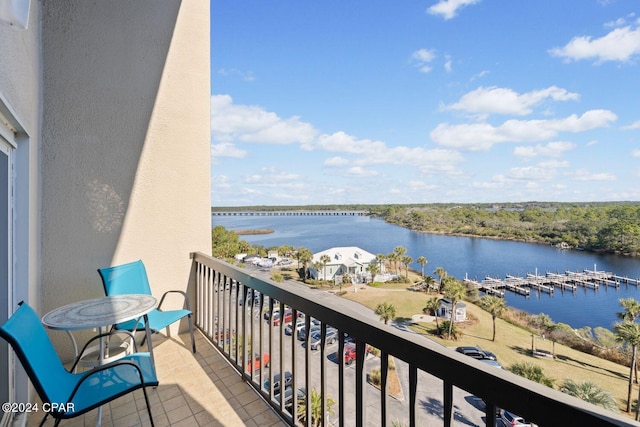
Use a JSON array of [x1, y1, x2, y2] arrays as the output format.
[[211, 0, 640, 206]]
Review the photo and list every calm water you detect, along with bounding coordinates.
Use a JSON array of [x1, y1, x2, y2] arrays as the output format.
[[212, 214, 640, 330]]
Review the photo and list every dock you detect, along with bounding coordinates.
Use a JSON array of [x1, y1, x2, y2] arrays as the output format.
[[463, 268, 638, 298]]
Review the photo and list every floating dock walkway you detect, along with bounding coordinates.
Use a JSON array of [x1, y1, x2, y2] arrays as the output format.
[[463, 269, 640, 298]]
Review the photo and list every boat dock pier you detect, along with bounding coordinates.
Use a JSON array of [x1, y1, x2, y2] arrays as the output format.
[[463, 268, 639, 298]]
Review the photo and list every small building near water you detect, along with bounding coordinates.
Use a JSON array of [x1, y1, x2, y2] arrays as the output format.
[[439, 298, 467, 322], [309, 246, 381, 282]]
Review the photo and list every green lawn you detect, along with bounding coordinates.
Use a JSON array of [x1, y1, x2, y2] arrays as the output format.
[[343, 286, 633, 417]]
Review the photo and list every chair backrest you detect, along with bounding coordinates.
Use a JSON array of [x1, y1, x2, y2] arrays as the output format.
[[98, 259, 152, 296], [0, 302, 74, 404]]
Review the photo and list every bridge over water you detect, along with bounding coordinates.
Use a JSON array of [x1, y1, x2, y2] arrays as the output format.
[[211, 210, 368, 216]]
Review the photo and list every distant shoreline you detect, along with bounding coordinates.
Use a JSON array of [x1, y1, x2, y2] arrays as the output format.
[[233, 229, 274, 235]]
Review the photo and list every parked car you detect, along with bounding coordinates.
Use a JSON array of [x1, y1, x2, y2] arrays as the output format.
[[246, 353, 270, 371], [308, 328, 338, 350], [285, 320, 305, 336], [343, 342, 372, 365], [277, 387, 306, 415], [455, 346, 497, 361], [264, 371, 293, 396], [480, 358, 504, 369], [500, 409, 537, 426], [272, 309, 293, 326], [297, 325, 321, 341]]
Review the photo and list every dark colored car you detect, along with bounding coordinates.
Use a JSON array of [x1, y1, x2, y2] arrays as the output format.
[[455, 346, 497, 361], [264, 371, 293, 396]]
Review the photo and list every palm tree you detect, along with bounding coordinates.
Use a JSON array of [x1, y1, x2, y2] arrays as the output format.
[[392, 246, 406, 275], [417, 256, 428, 278], [560, 379, 618, 412], [375, 302, 396, 325], [320, 254, 331, 281], [618, 298, 640, 322], [402, 255, 412, 279], [614, 321, 640, 414], [508, 362, 555, 387], [422, 275, 436, 293], [297, 388, 336, 427], [313, 261, 324, 283], [480, 295, 506, 342], [618, 297, 640, 385], [442, 278, 465, 340], [423, 296, 441, 330], [296, 247, 313, 282], [434, 267, 447, 292], [366, 262, 380, 284]]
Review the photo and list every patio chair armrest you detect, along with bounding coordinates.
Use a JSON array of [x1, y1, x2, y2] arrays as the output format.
[[158, 289, 191, 312], [70, 330, 138, 372], [67, 360, 148, 405]]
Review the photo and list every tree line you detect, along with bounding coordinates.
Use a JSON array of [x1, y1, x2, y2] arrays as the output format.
[[371, 202, 640, 256]]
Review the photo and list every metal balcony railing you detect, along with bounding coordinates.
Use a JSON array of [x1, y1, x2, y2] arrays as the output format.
[[191, 252, 637, 427]]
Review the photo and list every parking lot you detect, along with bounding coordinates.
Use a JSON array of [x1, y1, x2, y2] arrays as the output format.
[[230, 286, 490, 426]]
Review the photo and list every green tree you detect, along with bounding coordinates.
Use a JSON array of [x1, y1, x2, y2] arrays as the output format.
[[320, 254, 331, 281], [375, 302, 397, 325], [402, 255, 413, 279], [295, 247, 313, 282], [508, 362, 555, 387], [434, 267, 448, 292], [423, 296, 441, 330], [618, 298, 640, 322], [366, 262, 380, 284], [480, 295, 506, 342], [392, 246, 406, 275], [614, 321, 640, 414], [422, 275, 436, 293], [442, 278, 466, 340], [560, 379, 618, 412], [417, 256, 428, 278], [297, 388, 336, 427]]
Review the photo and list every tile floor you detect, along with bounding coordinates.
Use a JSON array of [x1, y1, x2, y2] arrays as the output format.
[[23, 331, 287, 426]]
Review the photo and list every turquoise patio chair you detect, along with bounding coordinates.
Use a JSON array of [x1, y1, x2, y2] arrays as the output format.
[[98, 259, 196, 353], [0, 302, 158, 426]]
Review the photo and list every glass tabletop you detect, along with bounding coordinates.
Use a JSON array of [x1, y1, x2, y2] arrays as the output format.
[[42, 294, 157, 330]]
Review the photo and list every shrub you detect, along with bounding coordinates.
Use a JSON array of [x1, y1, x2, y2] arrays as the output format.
[[369, 369, 381, 386]]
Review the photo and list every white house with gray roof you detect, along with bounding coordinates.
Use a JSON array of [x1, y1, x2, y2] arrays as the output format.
[[309, 246, 383, 282]]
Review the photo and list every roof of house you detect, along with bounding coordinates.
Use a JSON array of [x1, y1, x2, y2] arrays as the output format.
[[311, 246, 377, 267], [440, 298, 467, 308]]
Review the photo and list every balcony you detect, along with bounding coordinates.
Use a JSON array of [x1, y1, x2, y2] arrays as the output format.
[[24, 252, 638, 426]]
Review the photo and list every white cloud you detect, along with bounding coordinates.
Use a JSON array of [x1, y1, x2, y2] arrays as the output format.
[[306, 131, 387, 154], [632, 149, 640, 158], [507, 166, 553, 181], [550, 25, 640, 63], [513, 141, 576, 159], [324, 156, 349, 167], [444, 55, 453, 72], [217, 68, 255, 82], [346, 167, 378, 177], [211, 142, 247, 161], [211, 94, 318, 144], [427, 0, 481, 20], [567, 169, 617, 181], [446, 86, 579, 116], [411, 49, 436, 74], [623, 120, 640, 130], [431, 110, 617, 151]]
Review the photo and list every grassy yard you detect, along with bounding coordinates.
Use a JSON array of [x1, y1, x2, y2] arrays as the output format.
[[343, 284, 634, 417]]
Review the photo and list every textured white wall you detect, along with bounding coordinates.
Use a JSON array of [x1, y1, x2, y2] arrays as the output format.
[[40, 0, 211, 353]]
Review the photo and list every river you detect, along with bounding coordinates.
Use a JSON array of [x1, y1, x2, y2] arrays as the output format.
[[212, 214, 640, 331]]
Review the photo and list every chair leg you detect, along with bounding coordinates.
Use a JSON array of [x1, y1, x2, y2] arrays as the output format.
[[38, 413, 49, 427], [188, 314, 196, 353], [141, 386, 155, 427]]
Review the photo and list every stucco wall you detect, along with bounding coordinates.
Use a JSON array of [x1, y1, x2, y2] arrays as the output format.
[[40, 0, 211, 356]]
